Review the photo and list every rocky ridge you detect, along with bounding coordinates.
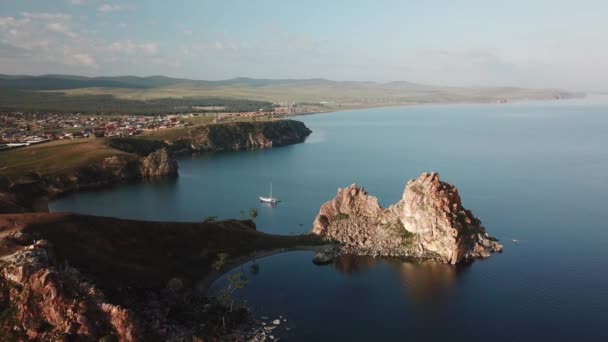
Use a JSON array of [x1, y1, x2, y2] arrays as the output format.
[[312, 172, 502, 264]]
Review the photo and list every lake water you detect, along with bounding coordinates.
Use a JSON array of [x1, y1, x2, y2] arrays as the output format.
[[51, 97, 608, 340]]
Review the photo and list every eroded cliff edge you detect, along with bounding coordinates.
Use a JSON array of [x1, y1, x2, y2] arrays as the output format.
[[312, 172, 502, 264]]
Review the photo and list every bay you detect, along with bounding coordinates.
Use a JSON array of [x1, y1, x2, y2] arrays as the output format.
[[51, 96, 608, 340]]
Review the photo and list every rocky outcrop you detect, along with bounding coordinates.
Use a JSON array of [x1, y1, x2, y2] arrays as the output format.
[[312, 172, 502, 264], [138, 148, 178, 178], [0, 240, 143, 341], [166, 120, 312, 152]]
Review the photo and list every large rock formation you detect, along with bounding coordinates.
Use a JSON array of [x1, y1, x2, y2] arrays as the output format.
[[312, 172, 502, 264]]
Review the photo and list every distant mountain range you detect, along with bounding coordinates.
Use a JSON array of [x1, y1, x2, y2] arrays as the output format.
[[0, 74, 389, 90], [0, 74, 586, 114]]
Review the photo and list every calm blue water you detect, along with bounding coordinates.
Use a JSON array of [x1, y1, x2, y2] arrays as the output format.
[[51, 96, 608, 341]]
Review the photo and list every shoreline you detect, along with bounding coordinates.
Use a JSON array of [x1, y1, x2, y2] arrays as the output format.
[[198, 245, 325, 296], [285, 94, 586, 119]]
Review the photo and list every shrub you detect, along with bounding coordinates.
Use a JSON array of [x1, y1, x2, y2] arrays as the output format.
[[212, 252, 230, 270], [333, 212, 349, 220], [386, 219, 415, 247], [203, 216, 218, 223]]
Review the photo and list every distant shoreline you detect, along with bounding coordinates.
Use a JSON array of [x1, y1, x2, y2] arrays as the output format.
[[286, 94, 587, 119]]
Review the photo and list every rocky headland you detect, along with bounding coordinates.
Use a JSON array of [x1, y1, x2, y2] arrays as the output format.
[[146, 119, 312, 153], [0, 213, 321, 341], [0, 119, 312, 214], [312, 172, 502, 264], [0, 148, 178, 214]]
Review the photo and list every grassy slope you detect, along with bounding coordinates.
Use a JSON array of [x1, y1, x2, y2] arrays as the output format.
[[0, 139, 130, 182], [0, 213, 320, 302]]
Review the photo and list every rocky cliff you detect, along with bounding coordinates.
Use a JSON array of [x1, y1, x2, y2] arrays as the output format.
[[1, 239, 143, 341], [312, 172, 502, 264], [164, 120, 312, 152], [0, 149, 178, 213], [138, 148, 179, 178]]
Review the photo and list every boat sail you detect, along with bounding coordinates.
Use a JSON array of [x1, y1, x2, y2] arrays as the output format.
[[259, 182, 279, 204]]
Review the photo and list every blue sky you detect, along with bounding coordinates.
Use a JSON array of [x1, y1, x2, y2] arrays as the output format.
[[0, 0, 606, 90]]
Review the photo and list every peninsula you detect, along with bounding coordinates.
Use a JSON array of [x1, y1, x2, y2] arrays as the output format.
[[0, 119, 311, 213]]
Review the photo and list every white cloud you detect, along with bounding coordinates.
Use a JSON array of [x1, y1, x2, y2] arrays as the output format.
[[97, 4, 123, 13], [22, 12, 71, 21], [0, 17, 19, 29], [67, 0, 86, 5], [46, 22, 78, 38], [107, 41, 160, 56], [72, 53, 97, 68]]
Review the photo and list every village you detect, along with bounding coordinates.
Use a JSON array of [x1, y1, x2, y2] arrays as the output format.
[[0, 107, 296, 151]]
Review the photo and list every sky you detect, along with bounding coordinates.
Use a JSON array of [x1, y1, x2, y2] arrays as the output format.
[[0, 0, 607, 91]]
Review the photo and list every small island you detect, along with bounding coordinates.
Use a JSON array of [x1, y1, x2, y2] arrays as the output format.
[[312, 172, 502, 264]]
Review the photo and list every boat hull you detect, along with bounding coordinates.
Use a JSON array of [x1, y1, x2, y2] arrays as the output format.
[[259, 196, 279, 204]]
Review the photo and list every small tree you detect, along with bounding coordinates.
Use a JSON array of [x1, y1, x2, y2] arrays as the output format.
[[203, 216, 218, 223], [217, 272, 249, 329], [248, 208, 258, 220], [212, 252, 230, 270]]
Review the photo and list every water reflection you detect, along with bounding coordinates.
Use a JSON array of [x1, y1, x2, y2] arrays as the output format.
[[331, 254, 469, 306], [331, 254, 382, 275], [395, 262, 469, 304]]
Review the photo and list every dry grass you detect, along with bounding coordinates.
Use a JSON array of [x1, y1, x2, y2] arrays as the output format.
[[0, 139, 127, 182], [50, 82, 568, 107]]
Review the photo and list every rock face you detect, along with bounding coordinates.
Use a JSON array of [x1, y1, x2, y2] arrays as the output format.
[[138, 148, 178, 178], [0, 240, 143, 341], [169, 120, 312, 152], [312, 172, 502, 264]]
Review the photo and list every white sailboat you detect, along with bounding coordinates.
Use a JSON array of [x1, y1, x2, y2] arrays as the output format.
[[259, 182, 279, 204]]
